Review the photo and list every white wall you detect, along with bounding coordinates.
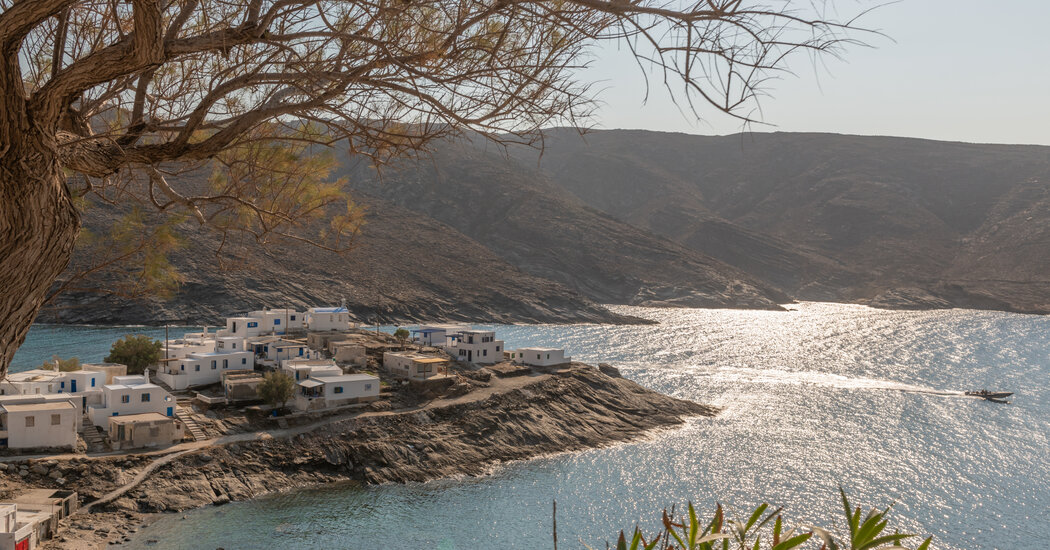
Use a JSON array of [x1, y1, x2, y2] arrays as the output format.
[[89, 381, 175, 427], [1, 404, 77, 450]]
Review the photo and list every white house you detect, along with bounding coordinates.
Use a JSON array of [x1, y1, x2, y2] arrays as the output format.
[[382, 352, 450, 381], [449, 330, 504, 364], [87, 375, 176, 428], [247, 308, 304, 334], [80, 363, 127, 385], [154, 351, 255, 390], [306, 307, 352, 332], [0, 370, 61, 397], [161, 332, 216, 360], [249, 337, 312, 365], [281, 359, 342, 382], [294, 374, 380, 412], [508, 347, 569, 367], [0, 502, 37, 550], [411, 324, 470, 347], [0, 397, 78, 450], [214, 336, 247, 352], [218, 316, 268, 339], [0, 368, 103, 405]]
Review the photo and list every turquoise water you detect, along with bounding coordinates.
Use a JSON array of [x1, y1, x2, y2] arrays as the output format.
[[10, 325, 196, 372], [18, 304, 1050, 549]]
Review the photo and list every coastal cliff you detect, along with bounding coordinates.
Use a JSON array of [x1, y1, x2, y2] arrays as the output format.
[[5, 364, 716, 548]]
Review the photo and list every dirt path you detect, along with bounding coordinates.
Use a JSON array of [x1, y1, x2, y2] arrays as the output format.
[[39, 369, 556, 517]]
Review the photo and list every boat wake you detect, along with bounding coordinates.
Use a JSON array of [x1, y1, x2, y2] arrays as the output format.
[[710, 367, 965, 397]]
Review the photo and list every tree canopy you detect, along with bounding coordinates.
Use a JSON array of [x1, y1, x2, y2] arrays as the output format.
[[258, 370, 295, 410], [0, 0, 862, 374], [104, 333, 163, 374]]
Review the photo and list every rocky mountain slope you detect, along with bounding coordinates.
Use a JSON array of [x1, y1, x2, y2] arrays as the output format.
[[511, 129, 1050, 313], [40, 129, 1050, 324]]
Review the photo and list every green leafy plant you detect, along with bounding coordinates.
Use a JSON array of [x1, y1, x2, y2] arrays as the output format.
[[258, 371, 296, 411], [594, 489, 932, 550], [393, 327, 411, 349], [104, 334, 162, 375]]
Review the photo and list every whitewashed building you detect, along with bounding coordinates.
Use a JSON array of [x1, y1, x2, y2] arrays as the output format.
[[218, 316, 268, 339], [0, 370, 60, 397], [247, 309, 304, 334], [508, 347, 569, 367], [0, 502, 36, 550], [449, 330, 504, 364], [282, 359, 342, 382], [411, 324, 470, 347], [0, 397, 78, 450], [294, 374, 380, 412], [154, 351, 254, 390], [249, 337, 311, 366], [80, 363, 127, 385], [383, 352, 450, 380], [306, 307, 352, 332], [87, 375, 176, 428], [0, 369, 102, 408]]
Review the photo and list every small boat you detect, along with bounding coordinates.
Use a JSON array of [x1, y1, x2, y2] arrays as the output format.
[[965, 390, 1013, 399]]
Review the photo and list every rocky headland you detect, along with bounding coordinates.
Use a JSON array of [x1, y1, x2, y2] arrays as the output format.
[[0, 361, 716, 549]]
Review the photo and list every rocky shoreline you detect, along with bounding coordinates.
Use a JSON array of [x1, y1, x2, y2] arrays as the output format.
[[2, 363, 716, 549]]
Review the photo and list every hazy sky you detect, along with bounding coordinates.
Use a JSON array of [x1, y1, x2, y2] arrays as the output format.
[[582, 1, 1050, 145]]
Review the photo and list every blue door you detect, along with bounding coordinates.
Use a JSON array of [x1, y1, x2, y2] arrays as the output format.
[[166, 407, 173, 417], [71, 379, 77, 393]]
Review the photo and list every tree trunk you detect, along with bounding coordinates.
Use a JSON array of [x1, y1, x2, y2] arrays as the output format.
[[0, 130, 81, 377]]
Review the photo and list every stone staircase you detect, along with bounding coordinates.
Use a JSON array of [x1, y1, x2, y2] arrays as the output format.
[[175, 407, 207, 441], [80, 417, 107, 453]]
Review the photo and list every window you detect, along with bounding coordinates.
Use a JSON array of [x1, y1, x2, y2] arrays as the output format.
[[121, 395, 130, 403], [91, 378, 95, 387], [364, 384, 372, 390], [142, 393, 151, 402], [60, 381, 65, 389], [290, 315, 296, 321], [274, 318, 281, 325], [195, 365, 200, 372], [334, 386, 344, 394], [211, 364, 217, 370], [496, 346, 500, 352], [25, 416, 34, 428], [247, 321, 258, 328], [241, 358, 247, 365], [547, 354, 550, 360], [180, 364, 185, 371], [223, 359, 228, 368], [483, 349, 487, 357], [51, 414, 61, 426]]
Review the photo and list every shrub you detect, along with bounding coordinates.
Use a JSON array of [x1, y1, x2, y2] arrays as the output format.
[[592, 489, 932, 550], [104, 334, 162, 374], [258, 371, 295, 411], [40, 355, 81, 372]]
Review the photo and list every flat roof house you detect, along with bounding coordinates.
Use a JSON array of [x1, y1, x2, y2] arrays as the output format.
[[281, 359, 342, 382], [108, 413, 184, 451], [294, 374, 380, 412], [449, 330, 504, 364], [383, 352, 450, 380], [222, 371, 264, 403], [508, 347, 570, 367], [0, 398, 78, 451], [411, 324, 471, 347], [247, 308, 304, 334], [154, 351, 255, 390], [80, 363, 127, 385], [306, 307, 352, 332], [87, 375, 176, 429], [249, 337, 311, 366]]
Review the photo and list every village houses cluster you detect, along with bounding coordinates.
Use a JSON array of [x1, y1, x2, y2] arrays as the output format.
[[0, 307, 568, 549]]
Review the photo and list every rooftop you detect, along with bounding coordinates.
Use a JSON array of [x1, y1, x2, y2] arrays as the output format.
[[108, 412, 172, 424], [0, 401, 75, 412], [309, 374, 379, 383], [310, 307, 348, 313]]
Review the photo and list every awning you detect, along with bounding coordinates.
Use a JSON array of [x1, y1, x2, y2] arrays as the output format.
[[298, 379, 323, 388]]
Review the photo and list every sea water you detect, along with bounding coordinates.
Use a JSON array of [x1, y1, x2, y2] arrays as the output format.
[[14, 303, 1049, 549]]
